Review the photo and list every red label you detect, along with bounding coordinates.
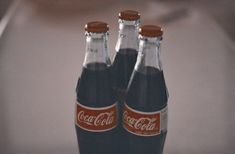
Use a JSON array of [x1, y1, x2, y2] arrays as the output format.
[[123, 104, 161, 136], [75, 102, 117, 132]]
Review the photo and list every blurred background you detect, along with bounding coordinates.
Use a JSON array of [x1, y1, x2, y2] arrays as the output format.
[[0, 0, 235, 154]]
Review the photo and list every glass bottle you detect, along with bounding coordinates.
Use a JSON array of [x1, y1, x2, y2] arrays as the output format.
[[112, 10, 140, 101], [123, 25, 168, 154], [75, 21, 118, 154]]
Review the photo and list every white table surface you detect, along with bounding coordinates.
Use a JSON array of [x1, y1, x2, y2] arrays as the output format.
[[0, 1, 235, 154]]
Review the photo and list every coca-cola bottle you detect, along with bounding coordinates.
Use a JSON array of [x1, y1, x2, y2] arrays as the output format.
[[112, 10, 140, 101], [123, 25, 168, 154], [111, 10, 140, 154], [75, 21, 118, 154]]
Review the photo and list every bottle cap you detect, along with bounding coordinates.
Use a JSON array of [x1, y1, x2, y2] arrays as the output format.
[[119, 10, 140, 21], [85, 21, 109, 33], [139, 25, 163, 37]]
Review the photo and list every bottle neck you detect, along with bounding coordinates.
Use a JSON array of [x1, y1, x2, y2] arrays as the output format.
[[83, 32, 111, 69], [115, 19, 140, 51], [134, 36, 163, 73]]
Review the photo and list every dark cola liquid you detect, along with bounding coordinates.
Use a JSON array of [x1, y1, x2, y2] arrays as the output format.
[[111, 48, 138, 101], [111, 48, 138, 154], [75, 62, 118, 154], [125, 66, 168, 154]]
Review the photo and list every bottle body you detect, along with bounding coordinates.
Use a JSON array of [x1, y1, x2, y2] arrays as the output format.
[[124, 68, 168, 154], [75, 22, 118, 154], [123, 26, 168, 154], [75, 63, 118, 154], [112, 48, 138, 100], [112, 48, 138, 154]]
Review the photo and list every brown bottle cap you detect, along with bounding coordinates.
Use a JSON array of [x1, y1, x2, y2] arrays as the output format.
[[119, 10, 140, 21], [139, 25, 163, 37], [85, 21, 109, 33]]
